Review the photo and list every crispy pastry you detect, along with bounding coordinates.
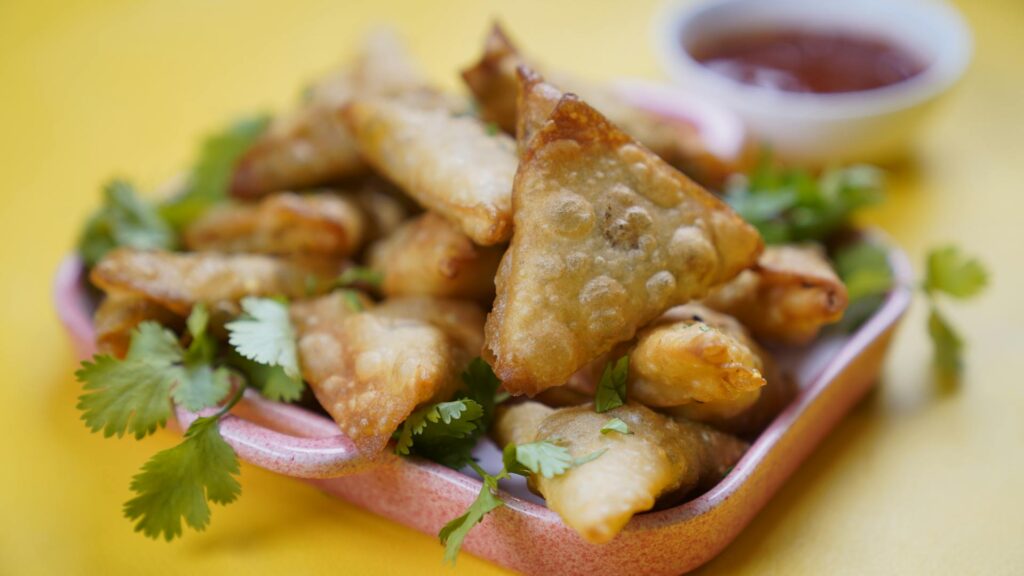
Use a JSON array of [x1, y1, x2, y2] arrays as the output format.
[[293, 293, 484, 453], [484, 94, 762, 395], [703, 244, 849, 345], [184, 192, 366, 258], [493, 402, 747, 543], [343, 94, 518, 246], [368, 213, 504, 301]]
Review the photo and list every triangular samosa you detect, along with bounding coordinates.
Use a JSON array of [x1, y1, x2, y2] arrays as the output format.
[[484, 94, 762, 395]]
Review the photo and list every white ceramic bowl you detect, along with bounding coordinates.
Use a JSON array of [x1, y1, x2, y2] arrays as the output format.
[[654, 0, 972, 164]]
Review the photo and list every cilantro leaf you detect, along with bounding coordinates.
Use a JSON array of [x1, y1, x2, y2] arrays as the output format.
[[394, 399, 485, 468], [928, 305, 964, 377], [600, 417, 631, 435], [438, 473, 504, 564], [595, 355, 629, 413], [512, 442, 575, 479], [339, 290, 366, 312], [835, 241, 894, 301], [834, 240, 895, 331], [171, 365, 233, 412], [394, 358, 507, 468], [726, 156, 885, 244], [76, 322, 183, 439], [505, 441, 607, 479], [334, 266, 383, 290], [78, 180, 178, 267], [183, 303, 217, 365], [123, 414, 241, 541], [924, 246, 989, 300], [160, 115, 270, 229], [226, 297, 300, 379], [460, 357, 504, 429]]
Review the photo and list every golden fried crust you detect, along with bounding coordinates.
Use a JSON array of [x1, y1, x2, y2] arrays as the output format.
[[514, 66, 561, 155], [371, 296, 486, 358], [343, 96, 517, 245], [460, 23, 521, 133], [368, 213, 503, 302], [665, 350, 796, 437], [462, 24, 733, 186], [493, 402, 747, 544], [183, 192, 366, 258], [94, 294, 181, 358], [293, 293, 481, 454], [629, 304, 766, 408], [350, 180, 418, 244], [230, 29, 427, 198], [484, 95, 762, 395], [703, 244, 849, 345], [90, 249, 342, 316]]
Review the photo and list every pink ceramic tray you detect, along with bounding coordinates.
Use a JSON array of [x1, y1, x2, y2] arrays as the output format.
[[55, 237, 912, 575]]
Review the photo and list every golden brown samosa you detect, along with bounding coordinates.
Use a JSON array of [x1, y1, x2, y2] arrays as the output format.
[[484, 94, 762, 395]]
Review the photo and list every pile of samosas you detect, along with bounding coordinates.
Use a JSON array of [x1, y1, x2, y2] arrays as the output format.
[[88, 25, 849, 544]]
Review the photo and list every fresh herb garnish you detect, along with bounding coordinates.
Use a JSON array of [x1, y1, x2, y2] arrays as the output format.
[[600, 417, 631, 435], [334, 266, 384, 290], [725, 156, 884, 244], [160, 115, 270, 229], [77, 180, 178, 267], [595, 355, 629, 413], [438, 441, 605, 563], [835, 242, 989, 379], [77, 297, 305, 540], [394, 358, 504, 469], [922, 246, 989, 377]]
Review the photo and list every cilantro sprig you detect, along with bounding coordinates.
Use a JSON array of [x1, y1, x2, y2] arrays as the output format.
[[78, 115, 269, 268], [78, 180, 178, 267], [724, 155, 885, 245], [395, 358, 503, 469], [595, 356, 629, 413], [834, 242, 989, 380], [438, 441, 605, 564], [77, 305, 230, 438], [922, 246, 989, 378], [160, 114, 270, 229], [77, 297, 306, 540]]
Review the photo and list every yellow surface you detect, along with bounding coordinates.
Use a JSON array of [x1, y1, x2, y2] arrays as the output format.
[[1, 0, 1022, 574]]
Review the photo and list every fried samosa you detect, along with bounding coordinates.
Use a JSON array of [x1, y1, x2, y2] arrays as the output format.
[[231, 29, 427, 198], [183, 192, 366, 258], [703, 244, 849, 345], [90, 248, 341, 316], [629, 303, 766, 407], [293, 294, 484, 453], [493, 402, 747, 543], [368, 213, 503, 302], [343, 94, 518, 246], [484, 94, 762, 395], [462, 24, 733, 186]]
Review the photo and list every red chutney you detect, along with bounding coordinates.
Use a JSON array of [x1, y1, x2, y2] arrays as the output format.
[[690, 29, 925, 94]]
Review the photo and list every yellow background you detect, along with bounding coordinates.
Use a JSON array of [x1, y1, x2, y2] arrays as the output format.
[[1, 0, 1022, 574]]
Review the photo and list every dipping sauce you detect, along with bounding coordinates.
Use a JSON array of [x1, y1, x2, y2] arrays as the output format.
[[690, 30, 926, 94]]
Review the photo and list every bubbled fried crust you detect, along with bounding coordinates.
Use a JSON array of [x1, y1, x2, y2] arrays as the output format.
[[183, 192, 366, 258], [703, 244, 850, 345], [368, 213, 504, 302], [493, 402, 747, 544], [292, 293, 484, 455], [484, 95, 762, 396], [460, 23, 521, 134]]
